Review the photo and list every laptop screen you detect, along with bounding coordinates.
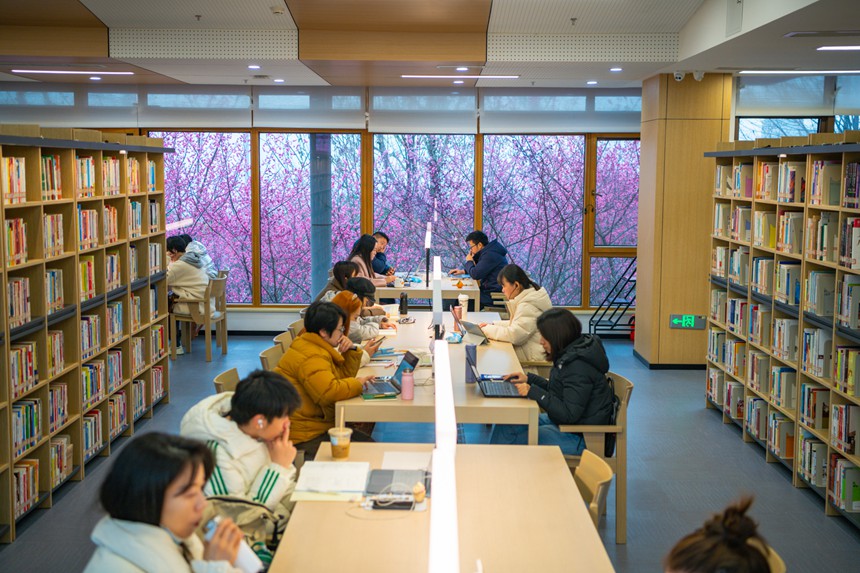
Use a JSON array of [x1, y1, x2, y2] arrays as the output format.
[[391, 351, 420, 383]]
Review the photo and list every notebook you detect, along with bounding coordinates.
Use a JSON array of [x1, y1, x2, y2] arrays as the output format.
[[362, 351, 420, 398], [465, 348, 521, 398], [451, 309, 488, 345]]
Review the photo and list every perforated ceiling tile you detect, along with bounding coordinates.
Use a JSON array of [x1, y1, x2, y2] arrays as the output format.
[[110, 29, 298, 60], [488, 34, 678, 62]]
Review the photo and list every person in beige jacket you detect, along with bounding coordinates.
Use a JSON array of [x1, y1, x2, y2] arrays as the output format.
[[480, 264, 552, 363]]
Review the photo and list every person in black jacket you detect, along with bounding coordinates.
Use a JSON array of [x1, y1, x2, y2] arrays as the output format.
[[449, 230, 508, 308], [489, 308, 614, 455]]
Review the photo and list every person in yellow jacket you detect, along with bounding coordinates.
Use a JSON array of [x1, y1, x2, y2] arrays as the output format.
[[274, 302, 376, 458]]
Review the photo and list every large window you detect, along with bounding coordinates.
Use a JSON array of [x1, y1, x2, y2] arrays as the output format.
[[373, 134, 475, 273], [736, 117, 819, 140], [259, 133, 361, 303], [594, 139, 639, 247], [483, 135, 585, 306], [155, 131, 253, 303]]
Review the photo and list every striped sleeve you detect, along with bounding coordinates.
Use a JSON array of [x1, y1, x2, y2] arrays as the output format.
[[204, 441, 230, 496]]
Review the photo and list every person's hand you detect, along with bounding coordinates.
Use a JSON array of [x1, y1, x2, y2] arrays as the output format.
[[358, 375, 376, 389], [266, 421, 297, 468], [337, 337, 354, 354], [386, 276, 396, 285], [465, 252, 474, 263], [380, 321, 397, 330], [203, 518, 242, 564], [449, 268, 464, 275], [478, 322, 488, 328], [386, 267, 396, 275], [363, 337, 384, 355], [503, 372, 528, 384], [514, 383, 530, 397]]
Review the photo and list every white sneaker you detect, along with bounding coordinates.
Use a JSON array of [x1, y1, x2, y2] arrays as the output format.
[[175, 346, 185, 355]]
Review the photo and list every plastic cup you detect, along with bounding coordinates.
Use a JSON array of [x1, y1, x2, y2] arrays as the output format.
[[394, 277, 404, 288], [328, 427, 353, 460]]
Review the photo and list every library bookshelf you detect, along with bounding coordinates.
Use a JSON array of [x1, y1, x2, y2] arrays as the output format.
[[0, 126, 171, 542], [705, 133, 860, 530]]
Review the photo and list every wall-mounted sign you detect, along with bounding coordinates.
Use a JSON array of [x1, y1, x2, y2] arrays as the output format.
[[669, 314, 707, 329]]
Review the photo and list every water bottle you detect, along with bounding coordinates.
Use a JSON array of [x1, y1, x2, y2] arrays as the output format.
[[399, 292, 408, 316], [458, 294, 469, 319], [401, 368, 414, 400], [204, 516, 263, 573]]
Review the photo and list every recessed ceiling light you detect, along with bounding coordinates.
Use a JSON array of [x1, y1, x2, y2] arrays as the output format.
[[273, 79, 285, 83], [89, 76, 101, 81], [587, 80, 598, 85], [401, 74, 519, 79], [11, 70, 134, 75], [610, 67, 622, 72], [453, 80, 464, 85], [248, 64, 261, 69], [738, 69, 860, 74], [456, 67, 469, 72], [817, 45, 860, 51]]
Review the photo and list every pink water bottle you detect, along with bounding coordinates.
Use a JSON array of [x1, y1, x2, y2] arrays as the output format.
[[401, 368, 414, 400]]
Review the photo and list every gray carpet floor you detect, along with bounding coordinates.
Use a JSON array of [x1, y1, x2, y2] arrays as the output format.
[[1, 337, 859, 571]]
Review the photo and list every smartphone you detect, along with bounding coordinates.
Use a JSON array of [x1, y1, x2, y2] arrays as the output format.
[[371, 336, 385, 345]]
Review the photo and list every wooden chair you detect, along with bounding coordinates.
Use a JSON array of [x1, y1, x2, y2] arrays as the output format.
[[482, 292, 509, 319], [573, 449, 614, 529], [288, 318, 304, 338], [559, 371, 633, 544], [273, 330, 293, 351], [169, 276, 228, 362], [259, 344, 285, 370], [213, 367, 240, 393]]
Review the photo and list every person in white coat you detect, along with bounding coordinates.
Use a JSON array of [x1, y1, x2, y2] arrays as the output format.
[[479, 264, 553, 363], [85, 432, 244, 573], [181, 369, 301, 514]]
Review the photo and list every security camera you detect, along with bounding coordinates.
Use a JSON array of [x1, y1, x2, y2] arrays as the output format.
[[674, 72, 685, 82], [693, 71, 705, 82]]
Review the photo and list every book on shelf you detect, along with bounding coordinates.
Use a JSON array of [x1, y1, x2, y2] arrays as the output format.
[[13, 459, 40, 519], [726, 297, 747, 334], [130, 245, 140, 279], [753, 211, 776, 248], [715, 165, 731, 196], [151, 324, 166, 360], [133, 379, 147, 418], [131, 294, 142, 331], [831, 404, 859, 456], [828, 454, 860, 511], [777, 161, 806, 203], [731, 206, 751, 241], [83, 409, 103, 460], [152, 366, 165, 401], [150, 287, 158, 320], [77, 206, 99, 250], [80, 314, 101, 360], [713, 203, 731, 237], [837, 274, 860, 329], [800, 383, 830, 430], [12, 398, 42, 457], [805, 271, 835, 318], [79, 256, 96, 301], [748, 351, 769, 391], [708, 329, 727, 363], [799, 433, 827, 487], [46, 268, 64, 313], [810, 160, 841, 205], [105, 252, 121, 291], [49, 383, 68, 433], [724, 339, 746, 377], [50, 435, 73, 488], [107, 349, 123, 394], [102, 156, 121, 196], [767, 411, 795, 458], [109, 391, 128, 439], [149, 243, 162, 274], [107, 301, 123, 344], [749, 305, 771, 345], [8, 276, 32, 328], [40, 154, 62, 201], [776, 210, 803, 254], [81, 360, 106, 410], [772, 318, 799, 362], [707, 368, 725, 405], [710, 290, 727, 323], [745, 397, 767, 439], [43, 213, 64, 258], [728, 247, 749, 286], [774, 261, 801, 306], [806, 212, 838, 262], [711, 246, 728, 277], [148, 200, 160, 233], [147, 160, 156, 192], [47, 330, 64, 378], [770, 366, 797, 409], [840, 217, 860, 269], [76, 156, 95, 197], [103, 204, 118, 244], [131, 336, 145, 373], [757, 161, 778, 200], [5, 217, 28, 266], [801, 327, 832, 380], [2, 156, 27, 204], [128, 157, 141, 194], [733, 163, 753, 198], [834, 346, 860, 396], [844, 162, 860, 209], [10, 341, 38, 399], [724, 381, 744, 419], [128, 201, 143, 238], [751, 257, 774, 295]]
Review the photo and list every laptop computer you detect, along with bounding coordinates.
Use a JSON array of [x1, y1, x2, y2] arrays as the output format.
[[362, 350, 420, 398], [464, 347, 521, 398]]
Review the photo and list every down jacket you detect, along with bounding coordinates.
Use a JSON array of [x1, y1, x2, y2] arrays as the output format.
[[273, 333, 364, 443], [481, 286, 552, 362], [463, 240, 507, 306], [526, 334, 614, 427]]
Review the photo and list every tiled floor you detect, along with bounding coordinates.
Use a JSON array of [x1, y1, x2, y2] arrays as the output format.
[[1, 336, 859, 571]]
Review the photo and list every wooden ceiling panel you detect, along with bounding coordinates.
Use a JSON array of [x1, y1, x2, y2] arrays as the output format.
[[286, 0, 492, 33], [300, 60, 480, 87], [0, 0, 106, 27], [0, 56, 183, 84]]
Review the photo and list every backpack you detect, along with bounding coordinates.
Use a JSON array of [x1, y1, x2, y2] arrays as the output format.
[[604, 375, 622, 457], [197, 496, 290, 564]]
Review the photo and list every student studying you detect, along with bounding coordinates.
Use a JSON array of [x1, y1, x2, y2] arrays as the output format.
[[449, 230, 508, 308]]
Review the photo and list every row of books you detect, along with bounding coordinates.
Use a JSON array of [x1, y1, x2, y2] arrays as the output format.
[[50, 435, 73, 489], [104, 204, 119, 244], [47, 330, 64, 378], [726, 297, 747, 335], [43, 213, 64, 258], [10, 341, 38, 399], [46, 268, 63, 313], [730, 206, 751, 242], [77, 206, 99, 251], [152, 365, 165, 402], [777, 161, 806, 204], [768, 411, 795, 459], [49, 383, 68, 433], [41, 154, 63, 200], [82, 360, 106, 410], [5, 217, 27, 266], [107, 301, 124, 344], [80, 256, 96, 301], [746, 397, 767, 441], [128, 157, 141, 194], [103, 157, 122, 196], [776, 210, 803, 255], [129, 201, 143, 238], [149, 243, 162, 274], [805, 212, 838, 263], [2, 156, 27, 204], [773, 261, 801, 306], [805, 270, 835, 317], [13, 459, 40, 519], [724, 381, 744, 420], [810, 160, 842, 206], [151, 324, 166, 361], [771, 366, 797, 409], [800, 383, 830, 430], [713, 202, 731, 238], [81, 314, 101, 360], [749, 304, 771, 345], [76, 156, 96, 196], [757, 162, 777, 201], [150, 287, 159, 319], [748, 350, 769, 392], [130, 245, 140, 279], [828, 455, 860, 511], [800, 327, 832, 379], [753, 211, 776, 248], [831, 404, 858, 456], [728, 247, 749, 286], [707, 368, 725, 406], [107, 350, 123, 394], [106, 252, 121, 291], [799, 433, 827, 487], [109, 391, 128, 440], [839, 217, 860, 270], [133, 379, 147, 419], [773, 318, 799, 362], [837, 274, 860, 329], [843, 162, 860, 209], [132, 336, 146, 374], [83, 409, 103, 460], [131, 294, 142, 331], [751, 256, 773, 295], [147, 160, 157, 192], [833, 346, 860, 396], [8, 276, 31, 328], [12, 398, 42, 457], [149, 200, 161, 233], [712, 246, 728, 277]]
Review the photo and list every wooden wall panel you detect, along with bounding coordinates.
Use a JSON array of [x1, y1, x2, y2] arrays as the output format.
[[300, 30, 486, 61], [0, 26, 108, 57], [640, 75, 666, 123], [665, 73, 728, 120]]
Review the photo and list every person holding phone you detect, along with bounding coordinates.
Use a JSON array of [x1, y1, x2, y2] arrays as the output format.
[[84, 432, 244, 572], [330, 291, 385, 366], [489, 308, 614, 455], [180, 369, 302, 514], [274, 302, 378, 458]]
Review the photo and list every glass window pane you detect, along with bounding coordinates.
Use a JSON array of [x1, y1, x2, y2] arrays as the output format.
[[482, 135, 584, 306], [373, 134, 475, 275], [736, 117, 819, 140], [590, 257, 636, 309], [836, 115, 860, 133], [595, 139, 639, 247], [153, 131, 253, 303], [259, 133, 361, 304]]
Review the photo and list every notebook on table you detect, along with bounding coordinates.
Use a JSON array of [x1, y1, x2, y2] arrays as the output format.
[[465, 348, 521, 398], [362, 351, 420, 398], [451, 309, 488, 345]]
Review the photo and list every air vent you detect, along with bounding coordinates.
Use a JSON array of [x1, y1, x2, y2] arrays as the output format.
[[253, 74, 270, 79], [784, 30, 860, 38]]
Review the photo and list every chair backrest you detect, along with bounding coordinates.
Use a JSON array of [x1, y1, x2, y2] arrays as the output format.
[[259, 344, 285, 370], [217, 269, 230, 279], [520, 360, 552, 378], [213, 367, 240, 393], [607, 371, 634, 430], [208, 277, 227, 313], [574, 449, 614, 527], [273, 330, 293, 351], [288, 318, 304, 338]]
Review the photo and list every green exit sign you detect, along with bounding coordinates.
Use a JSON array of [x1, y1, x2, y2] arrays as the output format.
[[669, 314, 706, 330]]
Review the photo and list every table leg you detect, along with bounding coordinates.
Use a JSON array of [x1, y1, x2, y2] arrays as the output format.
[[527, 408, 539, 445]]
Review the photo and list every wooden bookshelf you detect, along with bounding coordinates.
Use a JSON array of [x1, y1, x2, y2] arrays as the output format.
[[0, 127, 171, 542], [706, 138, 860, 530]]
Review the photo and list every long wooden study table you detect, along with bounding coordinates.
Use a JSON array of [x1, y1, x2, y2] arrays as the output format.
[[337, 311, 541, 444], [270, 443, 616, 573], [376, 275, 481, 310]]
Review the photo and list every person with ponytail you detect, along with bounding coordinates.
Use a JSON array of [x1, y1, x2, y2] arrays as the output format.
[[348, 234, 395, 287], [664, 497, 786, 573]]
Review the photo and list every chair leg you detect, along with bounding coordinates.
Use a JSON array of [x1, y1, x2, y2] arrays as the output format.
[[205, 319, 213, 362], [616, 436, 627, 544], [169, 314, 177, 360], [222, 317, 228, 355]]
